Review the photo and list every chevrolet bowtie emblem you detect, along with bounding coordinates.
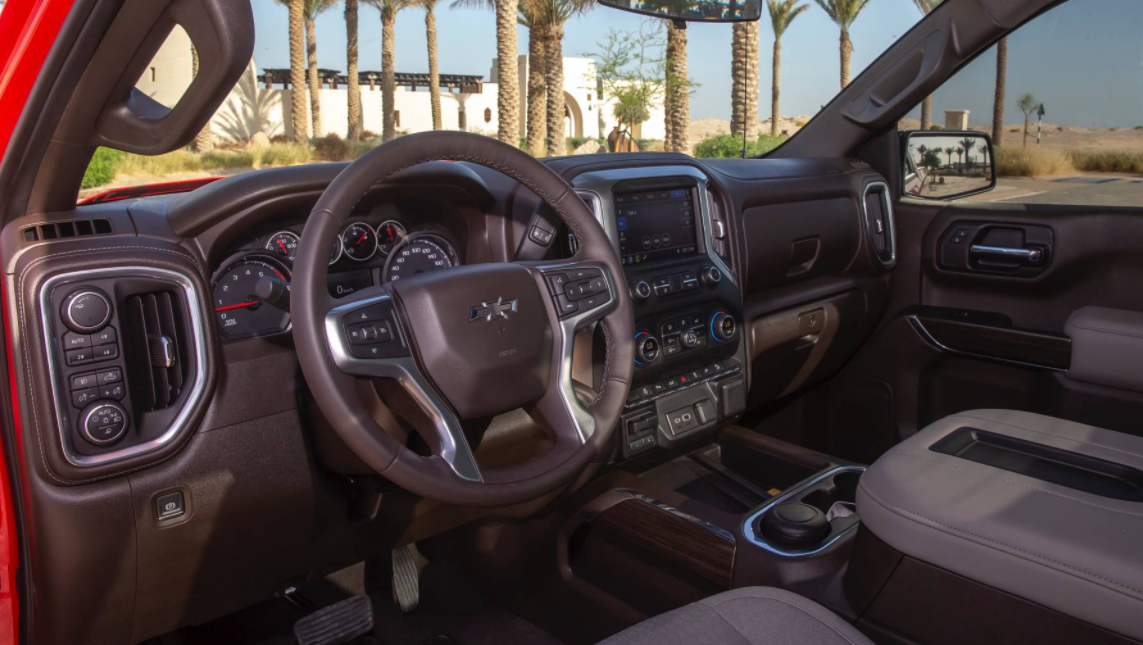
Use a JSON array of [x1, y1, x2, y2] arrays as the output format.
[[470, 297, 517, 322]]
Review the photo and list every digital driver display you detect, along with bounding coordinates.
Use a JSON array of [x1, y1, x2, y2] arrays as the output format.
[[615, 188, 699, 265]]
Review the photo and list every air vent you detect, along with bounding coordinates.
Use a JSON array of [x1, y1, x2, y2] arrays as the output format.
[[22, 219, 113, 243], [124, 291, 189, 411], [862, 183, 896, 267], [707, 189, 730, 263]]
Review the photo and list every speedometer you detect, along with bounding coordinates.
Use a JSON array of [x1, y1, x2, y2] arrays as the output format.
[[382, 235, 459, 283]]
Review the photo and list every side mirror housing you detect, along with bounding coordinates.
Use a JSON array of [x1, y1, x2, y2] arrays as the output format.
[[901, 131, 996, 201]]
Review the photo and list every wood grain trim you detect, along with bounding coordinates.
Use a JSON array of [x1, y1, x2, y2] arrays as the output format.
[[590, 496, 736, 588]]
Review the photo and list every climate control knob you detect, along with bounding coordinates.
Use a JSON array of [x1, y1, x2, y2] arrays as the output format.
[[710, 311, 737, 343], [681, 329, 701, 349], [61, 288, 112, 333], [629, 280, 652, 304], [635, 332, 660, 365], [701, 265, 722, 289], [80, 401, 128, 445]]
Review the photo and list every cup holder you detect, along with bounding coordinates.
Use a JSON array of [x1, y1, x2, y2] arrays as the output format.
[[745, 466, 865, 555]]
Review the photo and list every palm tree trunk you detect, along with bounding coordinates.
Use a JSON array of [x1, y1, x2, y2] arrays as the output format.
[[426, 6, 442, 130], [288, 0, 309, 144], [526, 26, 548, 156], [745, 21, 759, 141], [920, 95, 932, 131], [381, 6, 397, 141], [1023, 117, 1029, 147], [666, 23, 689, 154], [190, 46, 215, 152], [305, 13, 322, 138], [770, 37, 781, 137], [346, 0, 362, 141], [731, 22, 747, 139], [495, 0, 520, 145], [663, 24, 676, 152], [839, 29, 852, 89], [544, 27, 566, 157], [992, 37, 1007, 146]]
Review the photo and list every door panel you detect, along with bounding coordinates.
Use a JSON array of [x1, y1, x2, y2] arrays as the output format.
[[827, 200, 1143, 464]]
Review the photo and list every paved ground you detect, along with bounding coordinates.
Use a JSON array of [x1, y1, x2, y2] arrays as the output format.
[[961, 173, 1143, 207]]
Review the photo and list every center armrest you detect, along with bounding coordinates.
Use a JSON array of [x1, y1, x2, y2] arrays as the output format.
[[856, 409, 1143, 642]]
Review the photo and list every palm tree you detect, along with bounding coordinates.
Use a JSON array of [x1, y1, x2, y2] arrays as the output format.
[[944, 146, 954, 169], [519, 0, 594, 156], [519, 4, 548, 155], [911, 0, 944, 130], [766, 0, 808, 137], [422, 0, 443, 130], [730, 22, 759, 141], [287, 0, 310, 143], [346, 0, 363, 141], [813, 0, 871, 89], [992, 38, 1006, 146], [956, 145, 963, 170], [1017, 93, 1038, 147], [307, 0, 340, 137], [366, 0, 413, 141], [665, 21, 689, 154], [190, 45, 215, 152], [960, 137, 975, 171], [451, 0, 520, 145]]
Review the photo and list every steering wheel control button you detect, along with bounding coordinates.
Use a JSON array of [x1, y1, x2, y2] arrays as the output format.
[[63, 332, 91, 350], [635, 332, 660, 365], [156, 491, 186, 522], [710, 311, 737, 343], [545, 273, 569, 295], [62, 288, 112, 333], [65, 347, 94, 366], [529, 225, 555, 246], [345, 303, 391, 324], [71, 387, 99, 408], [701, 265, 723, 288], [80, 401, 128, 446], [341, 300, 408, 360], [555, 294, 579, 317], [347, 321, 392, 345]]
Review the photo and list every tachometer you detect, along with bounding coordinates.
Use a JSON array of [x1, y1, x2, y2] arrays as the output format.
[[265, 231, 300, 263], [376, 220, 407, 257], [382, 235, 459, 283], [340, 222, 378, 262], [212, 255, 291, 341]]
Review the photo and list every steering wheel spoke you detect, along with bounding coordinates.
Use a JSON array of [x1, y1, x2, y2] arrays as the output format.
[[322, 287, 482, 483]]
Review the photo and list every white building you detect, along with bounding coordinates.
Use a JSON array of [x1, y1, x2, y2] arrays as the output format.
[[135, 26, 666, 147]]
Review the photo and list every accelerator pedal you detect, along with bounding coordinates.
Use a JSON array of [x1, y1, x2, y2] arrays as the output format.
[[294, 595, 374, 645], [392, 543, 429, 613]]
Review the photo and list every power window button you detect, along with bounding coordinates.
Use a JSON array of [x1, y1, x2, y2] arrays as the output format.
[[156, 492, 185, 521]]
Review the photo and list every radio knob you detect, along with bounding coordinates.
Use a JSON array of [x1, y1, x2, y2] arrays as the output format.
[[629, 280, 652, 304], [62, 288, 112, 333], [710, 311, 737, 343], [635, 332, 660, 365], [701, 266, 722, 289], [681, 329, 701, 348]]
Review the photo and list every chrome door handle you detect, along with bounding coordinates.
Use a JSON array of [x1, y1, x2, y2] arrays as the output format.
[[969, 245, 1043, 265]]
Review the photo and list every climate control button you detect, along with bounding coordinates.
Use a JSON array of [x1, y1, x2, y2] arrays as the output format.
[[710, 311, 737, 343], [635, 332, 660, 365]]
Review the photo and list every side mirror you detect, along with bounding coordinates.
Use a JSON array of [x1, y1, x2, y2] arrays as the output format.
[[598, 0, 762, 23], [901, 131, 996, 201]]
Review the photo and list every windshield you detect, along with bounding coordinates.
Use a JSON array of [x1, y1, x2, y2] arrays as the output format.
[[80, 0, 925, 198]]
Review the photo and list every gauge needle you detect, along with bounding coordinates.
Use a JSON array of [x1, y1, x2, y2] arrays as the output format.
[[386, 224, 393, 240], [278, 239, 288, 254], [357, 232, 368, 244], [216, 300, 258, 312]]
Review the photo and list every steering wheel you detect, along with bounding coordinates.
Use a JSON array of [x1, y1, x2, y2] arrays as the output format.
[[292, 132, 634, 507]]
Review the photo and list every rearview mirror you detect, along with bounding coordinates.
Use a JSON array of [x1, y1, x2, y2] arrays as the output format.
[[598, 0, 762, 23], [902, 131, 996, 201]]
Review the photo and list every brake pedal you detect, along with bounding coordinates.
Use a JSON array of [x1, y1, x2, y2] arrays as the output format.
[[392, 543, 428, 613], [294, 595, 374, 645]]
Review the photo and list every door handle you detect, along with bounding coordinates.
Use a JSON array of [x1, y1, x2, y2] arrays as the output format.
[[969, 245, 1043, 265]]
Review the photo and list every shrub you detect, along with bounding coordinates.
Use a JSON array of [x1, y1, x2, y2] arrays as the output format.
[[116, 150, 204, 176], [349, 141, 375, 159], [693, 133, 786, 159], [635, 138, 664, 152], [1009, 128, 1019, 133], [567, 136, 606, 151], [269, 134, 292, 144], [994, 146, 1074, 177], [81, 148, 126, 189], [258, 144, 312, 167], [1068, 150, 1143, 174], [200, 150, 254, 169], [313, 133, 351, 161], [928, 124, 945, 131]]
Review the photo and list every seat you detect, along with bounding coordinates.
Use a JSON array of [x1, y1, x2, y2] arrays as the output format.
[[597, 587, 873, 645]]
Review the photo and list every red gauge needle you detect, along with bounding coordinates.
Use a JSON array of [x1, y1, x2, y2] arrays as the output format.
[[357, 232, 368, 244], [216, 300, 258, 312], [277, 239, 288, 254], [386, 224, 393, 240]]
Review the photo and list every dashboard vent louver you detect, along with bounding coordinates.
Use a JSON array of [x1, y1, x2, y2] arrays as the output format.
[[862, 183, 896, 267], [124, 291, 189, 411], [707, 190, 730, 263], [22, 219, 112, 243]]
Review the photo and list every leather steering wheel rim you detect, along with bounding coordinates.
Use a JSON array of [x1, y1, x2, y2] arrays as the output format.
[[292, 131, 634, 507]]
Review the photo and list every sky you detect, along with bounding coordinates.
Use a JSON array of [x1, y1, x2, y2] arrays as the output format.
[[247, 0, 1143, 127]]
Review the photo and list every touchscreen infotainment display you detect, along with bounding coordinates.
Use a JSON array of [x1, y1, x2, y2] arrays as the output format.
[[615, 187, 699, 265]]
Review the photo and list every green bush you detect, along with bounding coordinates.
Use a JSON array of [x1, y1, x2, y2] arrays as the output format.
[[566, 136, 606, 151], [693, 133, 786, 159], [258, 144, 312, 167], [635, 138, 664, 152], [1068, 150, 1143, 174], [313, 133, 352, 161], [81, 147, 125, 189], [928, 124, 945, 131], [201, 150, 254, 169]]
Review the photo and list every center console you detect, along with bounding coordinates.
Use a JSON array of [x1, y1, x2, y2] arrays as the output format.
[[569, 166, 746, 459]]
